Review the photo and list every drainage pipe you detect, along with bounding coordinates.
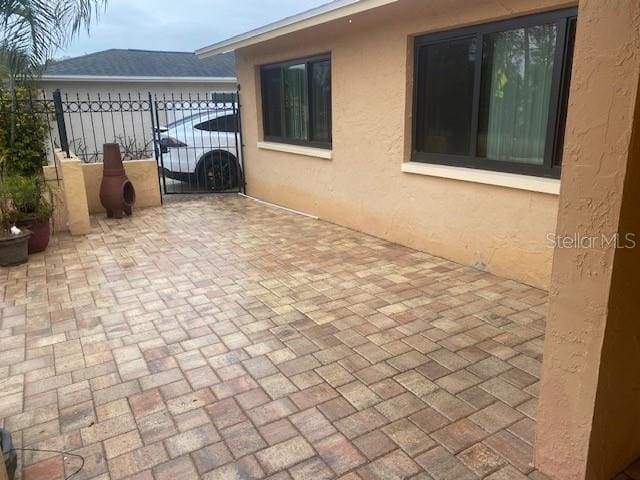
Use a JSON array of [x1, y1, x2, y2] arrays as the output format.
[[237, 193, 319, 220]]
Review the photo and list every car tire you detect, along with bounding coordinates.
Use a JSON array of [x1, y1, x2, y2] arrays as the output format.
[[197, 152, 239, 191]]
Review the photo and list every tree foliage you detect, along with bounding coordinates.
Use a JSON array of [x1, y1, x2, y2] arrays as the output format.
[[0, 1, 105, 234], [0, 87, 50, 176], [1, 0, 106, 81]]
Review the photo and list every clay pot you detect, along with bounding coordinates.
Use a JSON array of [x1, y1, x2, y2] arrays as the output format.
[[0, 229, 31, 267], [99, 143, 136, 218], [16, 217, 51, 254]]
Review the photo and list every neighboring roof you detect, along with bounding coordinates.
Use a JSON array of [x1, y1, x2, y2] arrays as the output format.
[[196, 0, 399, 58], [42, 49, 236, 83]]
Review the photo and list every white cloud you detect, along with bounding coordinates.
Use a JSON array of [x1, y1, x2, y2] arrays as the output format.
[[61, 0, 329, 57]]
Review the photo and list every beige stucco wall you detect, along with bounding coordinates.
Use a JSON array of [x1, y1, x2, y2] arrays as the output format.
[[52, 150, 91, 235], [41, 80, 236, 96], [47, 151, 161, 234], [235, 0, 574, 289], [536, 0, 640, 478], [42, 165, 68, 233]]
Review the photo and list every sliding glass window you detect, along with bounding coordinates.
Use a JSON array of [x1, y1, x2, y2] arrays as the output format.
[[261, 54, 332, 149], [413, 9, 576, 178]]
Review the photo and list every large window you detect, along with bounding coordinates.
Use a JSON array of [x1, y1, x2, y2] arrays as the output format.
[[261, 54, 332, 148], [413, 9, 576, 178]]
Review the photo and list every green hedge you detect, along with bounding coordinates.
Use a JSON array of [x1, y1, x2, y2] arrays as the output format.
[[0, 87, 50, 177]]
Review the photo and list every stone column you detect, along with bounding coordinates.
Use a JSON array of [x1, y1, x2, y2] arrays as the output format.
[[55, 150, 91, 235], [536, 1, 640, 479]]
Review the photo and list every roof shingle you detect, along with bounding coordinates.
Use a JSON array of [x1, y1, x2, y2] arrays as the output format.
[[44, 49, 236, 78]]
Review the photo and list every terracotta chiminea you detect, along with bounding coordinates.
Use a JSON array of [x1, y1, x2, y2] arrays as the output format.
[[99, 143, 136, 218]]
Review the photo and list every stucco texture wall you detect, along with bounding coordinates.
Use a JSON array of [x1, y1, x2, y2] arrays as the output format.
[[235, 0, 573, 289], [47, 151, 161, 234], [41, 80, 236, 103], [536, 0, 640, 478], [42, 165, 68, 233]]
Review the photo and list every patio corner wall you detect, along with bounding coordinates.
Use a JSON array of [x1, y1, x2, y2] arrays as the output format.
[[53, 150, 91, 235], [234, 0, 567, 289], [43, 164, 70, 233], [48, 150, 161, 234], [536, 0, 640, 478]]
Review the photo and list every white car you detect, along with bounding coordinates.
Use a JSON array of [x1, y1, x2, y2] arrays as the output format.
[[157, 109, 241, 190]]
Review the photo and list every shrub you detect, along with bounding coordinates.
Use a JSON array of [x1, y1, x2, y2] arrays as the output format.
[[0, 87, 50, 177], [0, 177, 17, 237], [6, 175, 53, 221]]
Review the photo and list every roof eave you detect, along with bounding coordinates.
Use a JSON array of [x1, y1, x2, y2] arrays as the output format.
[[40, 75, 237, 83], [196, 0, 400, 58]]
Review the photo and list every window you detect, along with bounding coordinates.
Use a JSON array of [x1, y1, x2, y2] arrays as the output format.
[[261, 54, 331, 148], [413, 9, 576, 178], [194, 114, 238, 133]]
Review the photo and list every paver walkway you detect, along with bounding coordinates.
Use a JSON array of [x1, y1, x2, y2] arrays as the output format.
[[1, 196, 551, 480]]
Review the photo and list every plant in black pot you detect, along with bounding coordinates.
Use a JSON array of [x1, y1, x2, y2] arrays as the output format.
[[7, 174, 52, 254], [1, 0, 106, 264], [0, 86, 52, 254], [0, 162, 31, 267]]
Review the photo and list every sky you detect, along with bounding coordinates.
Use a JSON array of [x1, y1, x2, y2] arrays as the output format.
[[60, 0, 330, 58]]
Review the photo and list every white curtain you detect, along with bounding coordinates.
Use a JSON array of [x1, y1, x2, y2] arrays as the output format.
[[483, 24, 557, 164], [284, 64, 308, 141]]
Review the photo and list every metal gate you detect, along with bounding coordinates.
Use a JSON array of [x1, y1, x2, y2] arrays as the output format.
[[151, 92, 244, 195], [52, 89, 244, 196]]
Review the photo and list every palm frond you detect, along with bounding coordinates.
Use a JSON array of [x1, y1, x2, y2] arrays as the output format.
[[0, 0, 106, 80]]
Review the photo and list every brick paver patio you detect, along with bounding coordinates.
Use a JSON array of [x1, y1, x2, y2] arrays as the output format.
[[1, 196, 551, 480]]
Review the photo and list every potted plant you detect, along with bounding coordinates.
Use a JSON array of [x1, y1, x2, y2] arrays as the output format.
[[0, 170, 31, 267], [1, 0, 106, 259], [0, 87, 52, 254], [8, 174, 52, 253]]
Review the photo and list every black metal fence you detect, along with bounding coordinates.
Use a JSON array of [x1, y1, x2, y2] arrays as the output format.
[[56, 90, 156, 163], [0, 88, 244, 195]]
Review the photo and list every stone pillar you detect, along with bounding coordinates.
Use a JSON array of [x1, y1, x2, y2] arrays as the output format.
[[55, 150, 91, 235], [536, 1, 640, 479]]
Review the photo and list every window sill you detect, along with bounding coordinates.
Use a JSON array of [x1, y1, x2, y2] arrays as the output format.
[[257, 141, 332, 159], [401, 162, 561, 195]]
